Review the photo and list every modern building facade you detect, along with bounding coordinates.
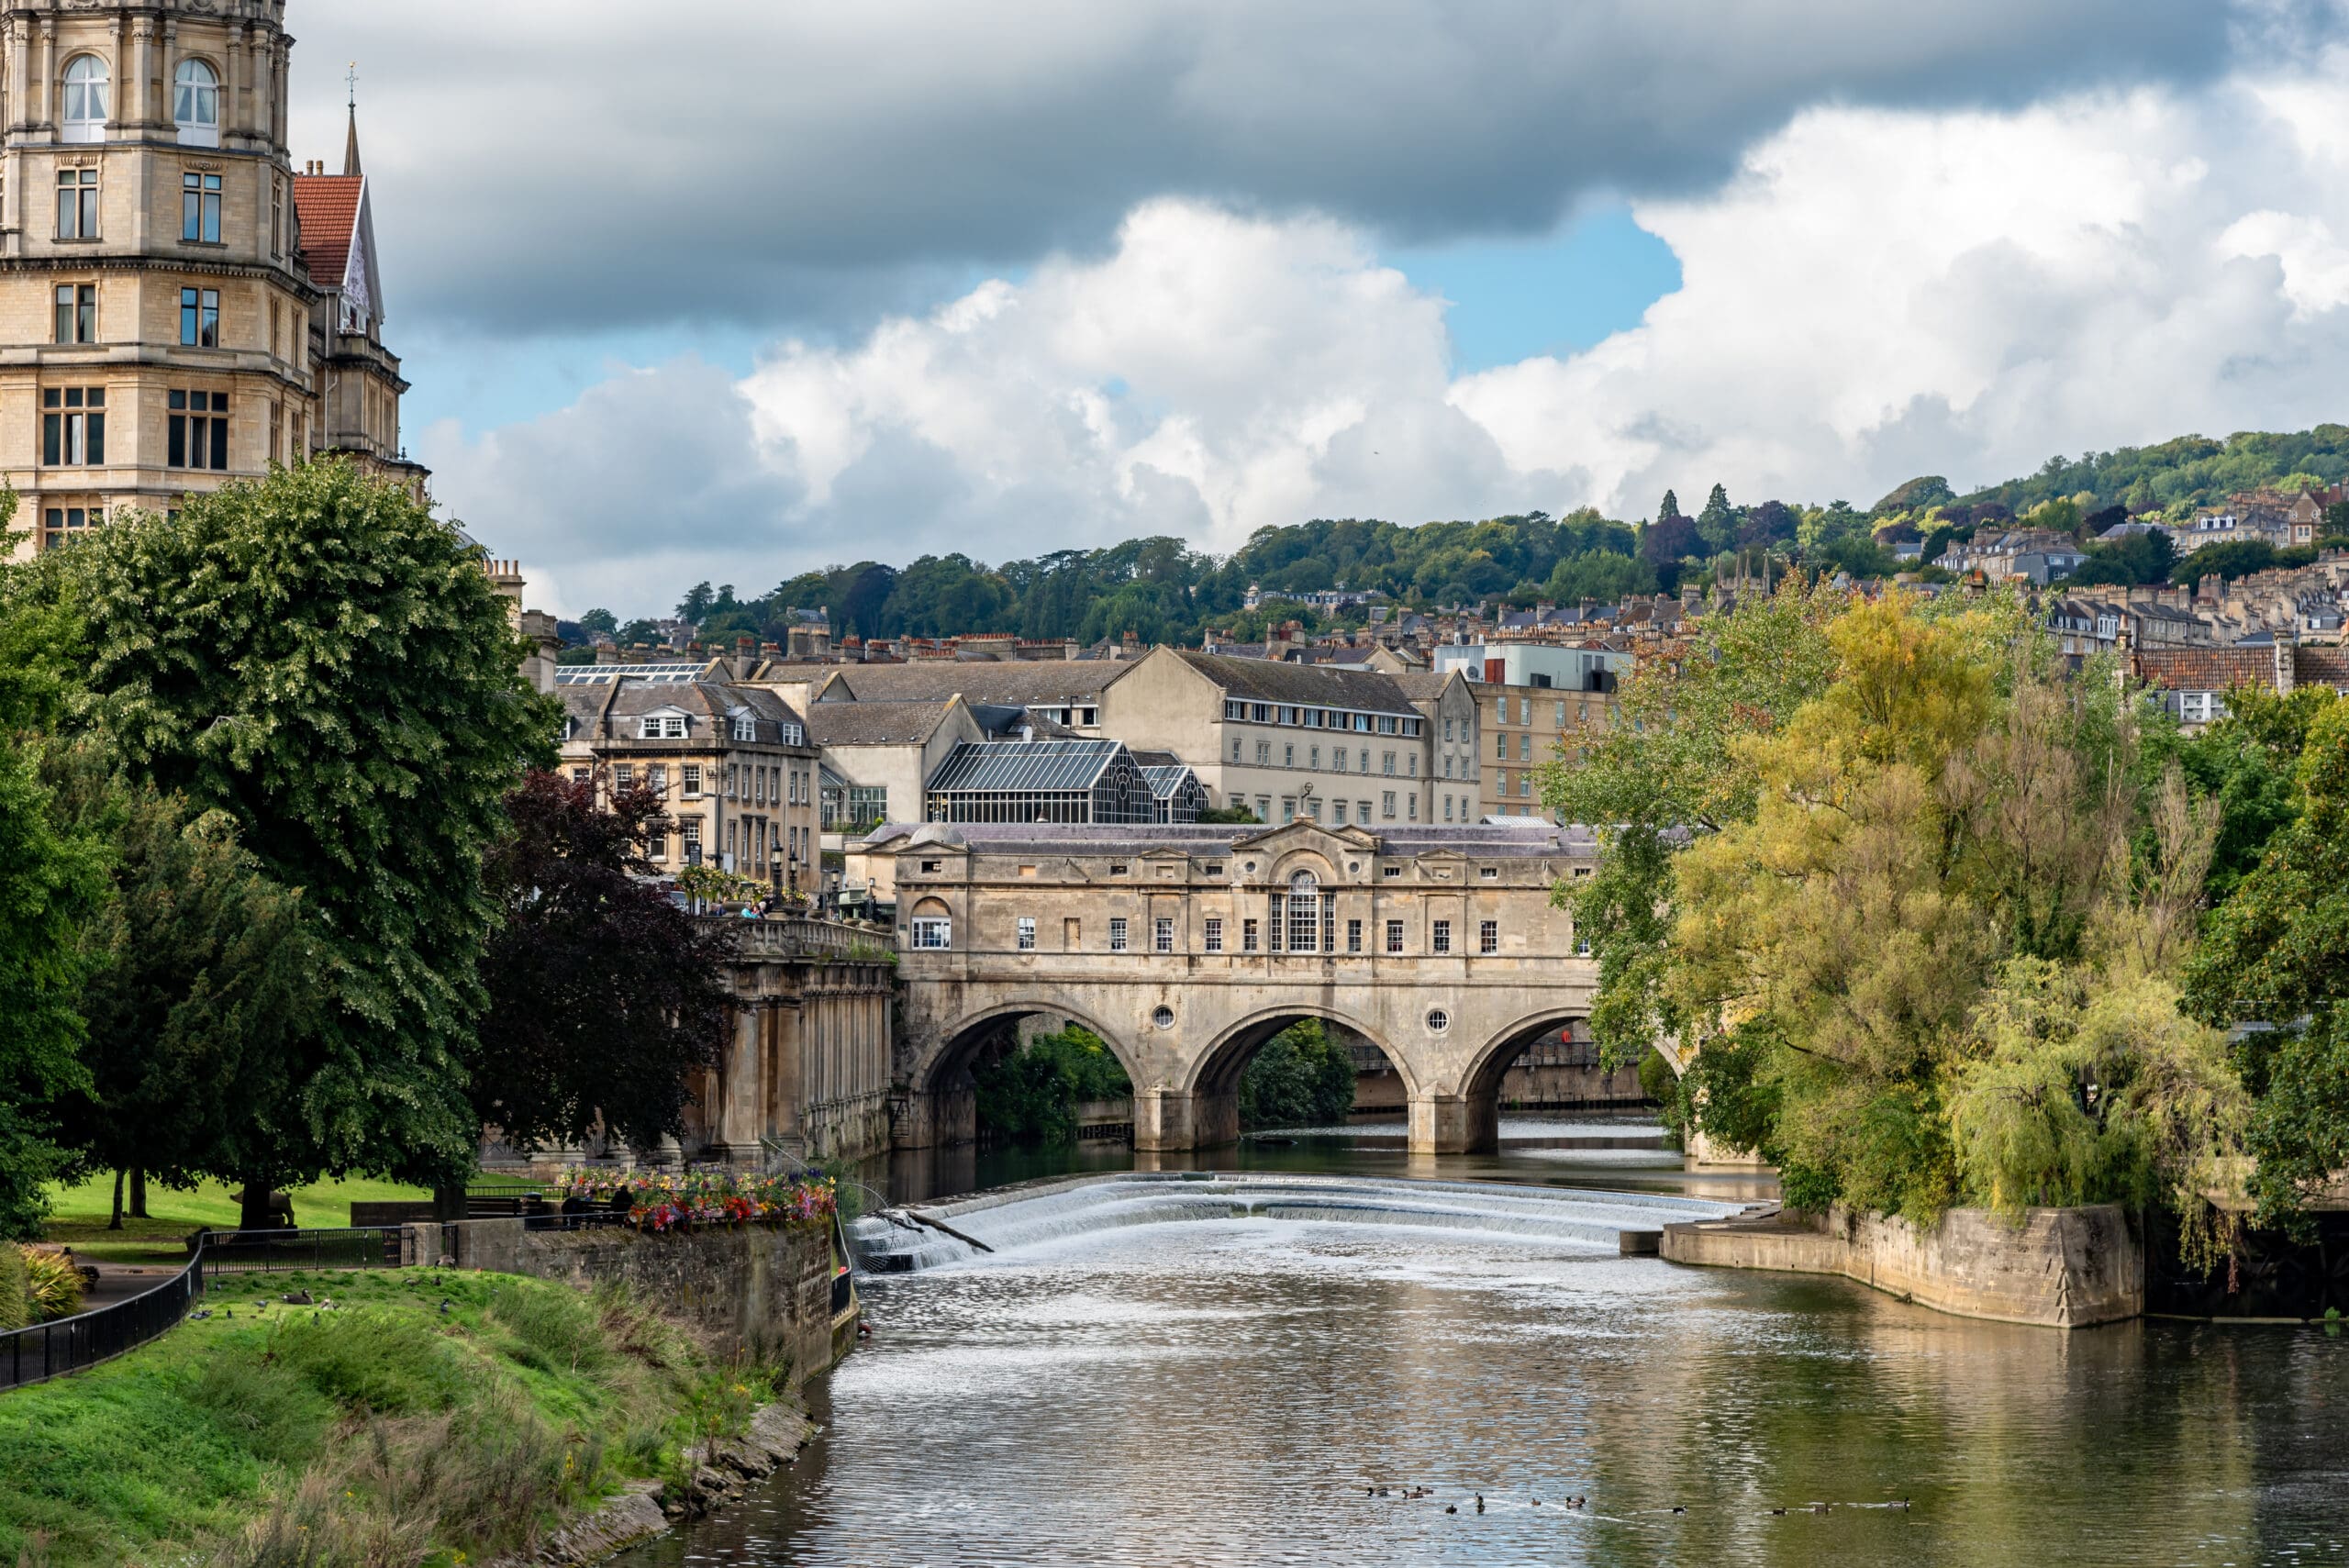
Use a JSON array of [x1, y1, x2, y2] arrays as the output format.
[[0, 0, 421, 560]]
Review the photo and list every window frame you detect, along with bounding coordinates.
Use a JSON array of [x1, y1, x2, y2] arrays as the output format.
[[56, 167, 98, 239], [182, 171, 224, 245], [61, 55, 109, 142], [1204, 916, 1224, 953], [1108, 917, 1129, 952], [1385, 919, 1406, 954], [1017, 916, 1036, 951], [173, 58, 221, 146], [909, 917, 952, 951], [1479, 919, 1498, 955]]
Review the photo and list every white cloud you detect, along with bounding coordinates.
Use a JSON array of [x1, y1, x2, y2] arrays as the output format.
[[431, 52, 2349, 617]]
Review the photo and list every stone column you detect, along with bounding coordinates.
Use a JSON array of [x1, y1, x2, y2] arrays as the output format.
[[717, 1004, 764, 1166]]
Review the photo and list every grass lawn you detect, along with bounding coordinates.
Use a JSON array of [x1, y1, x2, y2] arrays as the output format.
[[0, 1266, 767, 1566], [41, 1175, 433, 1265]]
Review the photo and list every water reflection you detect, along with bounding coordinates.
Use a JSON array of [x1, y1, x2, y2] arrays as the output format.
[[618, 1124, 2347, 1567]]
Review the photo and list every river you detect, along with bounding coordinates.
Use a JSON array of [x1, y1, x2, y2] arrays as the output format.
[[617, 1117, 2349, 1566]]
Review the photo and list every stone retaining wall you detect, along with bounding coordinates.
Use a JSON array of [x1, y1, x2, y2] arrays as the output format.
[[407, 1219, 856, 1385], [1661, 1203, 2142, 1328]]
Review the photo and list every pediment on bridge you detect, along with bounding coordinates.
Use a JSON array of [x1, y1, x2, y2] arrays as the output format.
[[1229, 819, 1380, 883]]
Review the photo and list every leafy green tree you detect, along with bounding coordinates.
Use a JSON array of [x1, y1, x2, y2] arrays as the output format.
[[2182, 695, 2349, 1221], [1238, 1020, 1357, 1129], [63, 462, 556, 1226], [1543, 550, 1655, 605], [44, 748, 317, 1226], [0, 736, 106, 1237], [675, 582, 717, 625], [616, 617, 663, 649], [2171, 539, 2317, 586], [575, 608, 617, 639], [1695, 484, 1739, 553], [973, 1026, 1131, 1145], [2069, 528, 2175, 587]]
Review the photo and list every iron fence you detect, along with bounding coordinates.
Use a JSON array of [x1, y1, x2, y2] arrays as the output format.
[[1, 1251, 205, 1392], [200, 1227, 402, 1273]]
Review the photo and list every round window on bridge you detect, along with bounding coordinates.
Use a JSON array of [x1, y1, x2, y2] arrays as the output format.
[[1152, 1006, 1175, 1029], [1425, 1008, 1451, 1034]]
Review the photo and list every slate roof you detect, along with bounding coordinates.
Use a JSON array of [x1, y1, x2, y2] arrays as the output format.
[[558, 676, 811, 745], [859, 819, 1596, 857], [291, 173, 362, 290], [926, 740, 1127, 795], [803, 701, 956, 746], [816, 662, 1116, 706], [1173, 651, 1419, 715]]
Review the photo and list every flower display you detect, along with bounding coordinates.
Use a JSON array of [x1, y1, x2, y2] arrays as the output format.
[[550, 1168, 837, 1233]]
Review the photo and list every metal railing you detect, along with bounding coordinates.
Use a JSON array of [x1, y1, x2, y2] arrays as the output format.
[[2, 1249, 206, 1392]]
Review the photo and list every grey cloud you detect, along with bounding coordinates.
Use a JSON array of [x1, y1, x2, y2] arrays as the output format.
[[290, 0, 2263, 340]]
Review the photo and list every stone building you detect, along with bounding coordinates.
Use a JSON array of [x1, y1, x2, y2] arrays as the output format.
[[1425, 639, 1627, 819], [874, 818, 1602, 1152], [0, 0, 422, 560], [555, 662, 822, 885]]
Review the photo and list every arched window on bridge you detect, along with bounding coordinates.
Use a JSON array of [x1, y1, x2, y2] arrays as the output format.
[[1272, 870, 1335, 954]]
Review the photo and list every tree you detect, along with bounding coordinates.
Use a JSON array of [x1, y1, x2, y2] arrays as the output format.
[[2171, 539, 2317, 586], [44, 747, 317, 1225], [1654, 490, 1681, 528], [2069, 528, 2175, 587], [1239, 1020, 1357, 1129], [472, 771, 734, 1163], [676, 582, 717, 626], [1695, 484, 1739, 553], [2182, 695, 2349, 1221], [63, 462, 556, 1227], [1544, 550, 1656, 605], [576, 607, 618, 639], [616, 617, 664, 649], [0, 736, 106, 1237]]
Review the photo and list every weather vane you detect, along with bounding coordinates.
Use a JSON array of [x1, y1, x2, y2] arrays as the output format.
[[347, 61, 358, 111]]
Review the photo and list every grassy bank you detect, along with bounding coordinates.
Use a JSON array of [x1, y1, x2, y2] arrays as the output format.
[[0, 1267, 783, 1566], [40, 1177, 434, 1266]]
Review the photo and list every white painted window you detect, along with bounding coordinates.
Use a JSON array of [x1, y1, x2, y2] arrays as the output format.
[[1154, 917, 1174, 952], [1385, 919, 1405, 954], [910, 917, 952, 950], [1017, 917, 1035, 951], [1109, 917, 1129, 951], [1432, 919, 1450, 955], [1479, 919, 1498, 954], [1204, 917, 1223, 952], [61, 56, 109, 142], [174, 59, 219, 146]]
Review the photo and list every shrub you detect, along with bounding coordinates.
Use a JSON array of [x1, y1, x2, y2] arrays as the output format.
[[0, 1244, 27, 1331], [19, 1250, 83, 1321], [1239, 1020, 1357, 1130]]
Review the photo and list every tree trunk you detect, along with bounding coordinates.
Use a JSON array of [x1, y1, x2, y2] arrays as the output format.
[[239, 1177, 278, 1233], [108, 1168, 124, 1230], [129, 1166, 148, 1219]]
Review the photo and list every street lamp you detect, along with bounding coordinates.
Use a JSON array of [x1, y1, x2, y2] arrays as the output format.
[[769, 849, 784, 908]]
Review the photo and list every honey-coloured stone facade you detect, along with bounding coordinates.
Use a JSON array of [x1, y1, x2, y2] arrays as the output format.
[[0, 0, 420, 560]]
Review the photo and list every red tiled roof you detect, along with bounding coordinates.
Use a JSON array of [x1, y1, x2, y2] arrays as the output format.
[[2299, 646, 2349, 688], [291, 174, 362, 290], [2131, 646, 2274, 693]]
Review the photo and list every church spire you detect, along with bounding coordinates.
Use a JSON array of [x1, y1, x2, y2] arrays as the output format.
[[342, 63, 362, 177]]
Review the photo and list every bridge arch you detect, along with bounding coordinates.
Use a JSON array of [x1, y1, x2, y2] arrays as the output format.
[[1172, 1002, 1419, 1147], [1449, 1006, 1601, 1154], [898, 995, 1146, 1151]]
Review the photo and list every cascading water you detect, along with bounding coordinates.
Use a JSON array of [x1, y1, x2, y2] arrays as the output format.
[[849, 1171, 1752, 1273]]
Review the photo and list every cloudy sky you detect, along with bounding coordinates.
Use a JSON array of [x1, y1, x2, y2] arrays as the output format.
[[287, 2, 2349, 617]]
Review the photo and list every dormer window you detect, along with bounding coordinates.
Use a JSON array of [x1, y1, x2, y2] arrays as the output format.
[[173, 60, 219, 147], [731, 715, 757, 742], [638, 714, 687, 740], [61, 56, 109, 143]]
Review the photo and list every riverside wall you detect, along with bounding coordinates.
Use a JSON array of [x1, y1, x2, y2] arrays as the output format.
[[407, 1220, 856, 1386], [1661, 1203, 2142, 1329]]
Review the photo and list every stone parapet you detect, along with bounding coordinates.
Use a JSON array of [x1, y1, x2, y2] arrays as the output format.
[[1661, 1203, 2142, 1329]]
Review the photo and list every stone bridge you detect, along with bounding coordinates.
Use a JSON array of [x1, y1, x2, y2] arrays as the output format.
[[867, 820, 1603, 1154]]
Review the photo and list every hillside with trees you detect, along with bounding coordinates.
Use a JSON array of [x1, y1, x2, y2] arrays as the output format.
[[589, 425, 2349, 652]]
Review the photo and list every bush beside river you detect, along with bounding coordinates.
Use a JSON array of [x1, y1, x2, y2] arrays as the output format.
[[0, 1268, 792, 1566]]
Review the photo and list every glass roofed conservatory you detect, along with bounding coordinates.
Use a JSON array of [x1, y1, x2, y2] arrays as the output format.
[[1138, 763, 1208, 824], [924, 740, 1156, 825]]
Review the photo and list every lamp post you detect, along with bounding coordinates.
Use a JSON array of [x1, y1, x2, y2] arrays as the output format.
[[769, 849, 784, 909]]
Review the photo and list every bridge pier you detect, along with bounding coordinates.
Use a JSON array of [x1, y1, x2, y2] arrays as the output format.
[[1133, 1087, 1238, 1152], [891, 1084, 976, 1151], [1409, 1093, 1498, 1156]]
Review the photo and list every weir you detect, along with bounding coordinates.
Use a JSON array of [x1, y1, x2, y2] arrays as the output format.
[[847, 1172, 1750, 1273]]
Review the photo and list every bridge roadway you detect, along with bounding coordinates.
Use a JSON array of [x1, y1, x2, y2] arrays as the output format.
[[870, 819, 1603, 1154]]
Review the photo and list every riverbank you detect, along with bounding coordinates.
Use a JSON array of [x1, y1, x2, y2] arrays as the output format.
[[1661, 1203, 2143, 1328], [0, 1267, 807, 1566]]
